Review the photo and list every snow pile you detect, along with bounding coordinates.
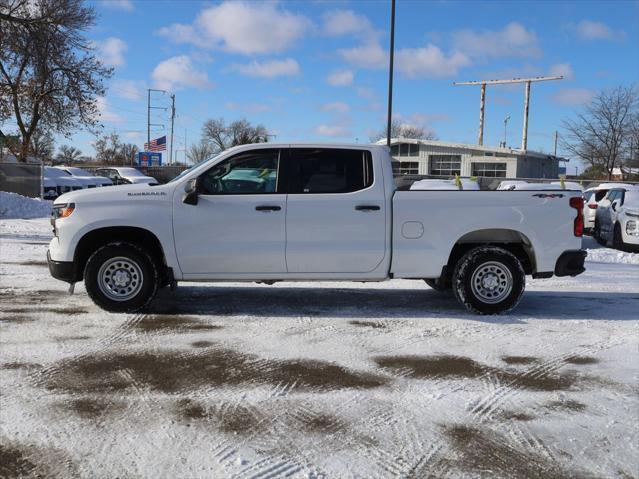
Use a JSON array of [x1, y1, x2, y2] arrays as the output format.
[[0, 191, 52, 219], [586, 247, 639, 265]]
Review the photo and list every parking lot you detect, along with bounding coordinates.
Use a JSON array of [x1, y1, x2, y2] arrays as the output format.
[[1, 219, 638, 478]]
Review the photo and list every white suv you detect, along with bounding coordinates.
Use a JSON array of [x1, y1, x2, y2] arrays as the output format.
[[594, 187, 639, 251], [584, 183, 636, 235]]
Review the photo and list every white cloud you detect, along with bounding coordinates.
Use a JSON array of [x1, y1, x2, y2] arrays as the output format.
[[151, 56, 211, 91], [225, 102, 270, 113], [321, 102, 350, 113], [552, 88, 595, 106], [548, 63, 574, 80], [101, 0, 133, 11], [326, 69, 354, 87], [96, 97, 124, 123], [452, 22, 542, 60], [339, 42, 387, 69], [314, 125, 351, 137], [570, 20, 624, 41], [231, 58, 300, 78], [322, 10, 377, 40], [157, 1, 310, 54], [396, 44, 470, 78], [124, 130, 143, 140], [112, 79, 144, 101], [97, 37, 127, 67]]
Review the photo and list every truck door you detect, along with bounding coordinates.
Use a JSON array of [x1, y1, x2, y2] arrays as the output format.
[[173, 148, 287, 275], [284, 147, 387, 273]]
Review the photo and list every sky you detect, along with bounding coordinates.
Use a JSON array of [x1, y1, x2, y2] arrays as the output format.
[[30, 0, 639, 164]]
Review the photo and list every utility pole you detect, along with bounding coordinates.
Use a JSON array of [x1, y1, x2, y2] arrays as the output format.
[[146, 88, 168, 152], [553, 130, 558, 157], [169, 94, 175, 166], [477, 83, 486, 145], [386, 0, 396, 147], [453, 76, 563, 150]]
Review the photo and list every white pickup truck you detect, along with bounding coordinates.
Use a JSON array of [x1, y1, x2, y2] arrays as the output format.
[[48, 144, 586, 315]]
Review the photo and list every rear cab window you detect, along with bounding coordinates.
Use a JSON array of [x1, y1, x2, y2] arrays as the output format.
[[287, 148, 373, 194]]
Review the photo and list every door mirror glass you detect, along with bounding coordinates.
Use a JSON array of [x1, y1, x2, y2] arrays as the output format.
[[183, 178, 199, 205]]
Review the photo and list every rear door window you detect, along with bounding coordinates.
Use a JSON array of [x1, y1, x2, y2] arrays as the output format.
[[594, 189, 609, 202], [288, 148, 373, 194]]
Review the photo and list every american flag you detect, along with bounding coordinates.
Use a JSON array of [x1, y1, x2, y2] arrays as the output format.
[[144, 135, 166, 152]]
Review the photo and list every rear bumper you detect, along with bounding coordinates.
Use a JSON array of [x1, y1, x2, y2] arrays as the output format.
[[554, 250, 587, 277], [47, 250, 77, 283]]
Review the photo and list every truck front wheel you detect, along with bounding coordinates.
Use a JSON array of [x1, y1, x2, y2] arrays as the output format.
[[84, 242, 159, 313], [452, 246, 525, 315]]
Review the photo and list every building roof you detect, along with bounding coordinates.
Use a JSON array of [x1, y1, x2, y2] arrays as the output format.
[[376, 137, 565, 161]]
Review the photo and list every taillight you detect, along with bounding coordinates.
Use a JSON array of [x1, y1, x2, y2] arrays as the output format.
[[570, 197, 584, 237], [588, 204, 597, 209]]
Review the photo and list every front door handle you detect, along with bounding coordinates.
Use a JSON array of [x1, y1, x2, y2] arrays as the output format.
[[355, 205, 380, 212], [255, 205, 282, 212]]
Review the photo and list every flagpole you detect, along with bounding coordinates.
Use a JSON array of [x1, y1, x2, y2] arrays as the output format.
[[386, 0, 396, 147]]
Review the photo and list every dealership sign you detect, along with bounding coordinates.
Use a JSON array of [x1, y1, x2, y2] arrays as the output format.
[[136, 152, 162, 166]]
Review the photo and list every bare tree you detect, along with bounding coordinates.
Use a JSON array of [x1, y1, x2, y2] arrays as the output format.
[[561, 85, 638, 180], [30, 129, 54, 160], [186, 141, 215, 164], [56, 145, 82, 163], [201, 118, 270, 153], [371, 119, 438, 143], [93, 132, 138, 165], [0, 0, 112, 161]]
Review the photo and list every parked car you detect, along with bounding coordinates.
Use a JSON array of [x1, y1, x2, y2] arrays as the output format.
[[44, 166, 83, 198], [594, 187, 639, 251], [550, 181, 583, 191], [409, 178, 480, 190], [94, 167, 158, 185], [54, 166, 113, 187], [48, 143, 586, 315], [43, 176, 58, 200], [497, 181, 563, 190], [583, 183, 637, 235]]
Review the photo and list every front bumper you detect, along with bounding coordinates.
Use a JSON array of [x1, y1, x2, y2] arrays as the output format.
[[554, 250, 587, 277], [47, 250, 78, 283]]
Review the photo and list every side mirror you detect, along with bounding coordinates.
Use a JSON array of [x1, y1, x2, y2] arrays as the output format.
[[183, 178, 199, 205], [611, 200, 618, 211]]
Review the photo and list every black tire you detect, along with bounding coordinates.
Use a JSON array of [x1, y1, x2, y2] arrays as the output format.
[[594, 220, 605, 245], [612, 223, 624, 251], [452, 246, 525, 315], [84, 242, 159, 313], [424, 277, 450, 293]]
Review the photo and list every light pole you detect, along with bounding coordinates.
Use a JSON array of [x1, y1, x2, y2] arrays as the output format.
[[503, 115, 510, 148], [386, 0, 396, 147]]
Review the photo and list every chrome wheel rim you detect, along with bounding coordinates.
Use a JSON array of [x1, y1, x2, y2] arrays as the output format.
[[470, 261, 513, 304], [97, 256, 143, 302]]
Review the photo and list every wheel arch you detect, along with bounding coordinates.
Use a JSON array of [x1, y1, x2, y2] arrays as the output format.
[[74, 226, 167, 281], [444, 228, 536, 278]]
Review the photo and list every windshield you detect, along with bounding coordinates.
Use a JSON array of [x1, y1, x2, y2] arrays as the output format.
[[167, 154, 221, 184], [67, 167, 89, 176], [45, 167, 66, 177], [624, 191, 639, 207], [117, 168, 147, 177]]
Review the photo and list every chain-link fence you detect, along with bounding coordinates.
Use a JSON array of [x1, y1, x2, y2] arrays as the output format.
[[0, 162, 42, 198]]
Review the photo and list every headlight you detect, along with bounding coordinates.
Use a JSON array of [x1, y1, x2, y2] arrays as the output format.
[[51, 203, 75, 230], [626, 220, 638, 235]]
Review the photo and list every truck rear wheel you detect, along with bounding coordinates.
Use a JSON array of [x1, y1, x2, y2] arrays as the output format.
[[452, 246, 525, 315], [84, 242, 159, 313]]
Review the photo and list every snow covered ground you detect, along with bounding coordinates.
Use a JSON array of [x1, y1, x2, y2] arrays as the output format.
[[1, 218, 638, 478]]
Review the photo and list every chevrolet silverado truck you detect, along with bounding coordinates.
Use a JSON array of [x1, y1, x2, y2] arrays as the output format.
[[47, 144, 586, 315]]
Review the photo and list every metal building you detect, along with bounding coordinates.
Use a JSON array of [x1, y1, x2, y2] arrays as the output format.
[[380, 138, 562, 179]]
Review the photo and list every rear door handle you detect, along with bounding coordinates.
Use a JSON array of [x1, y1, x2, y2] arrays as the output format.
[[255, 205, 281, 212], [355, 205, 380, 212]]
